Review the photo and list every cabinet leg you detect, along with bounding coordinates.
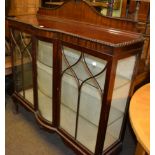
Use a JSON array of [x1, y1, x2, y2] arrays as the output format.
[[12, 98, 19, 114]]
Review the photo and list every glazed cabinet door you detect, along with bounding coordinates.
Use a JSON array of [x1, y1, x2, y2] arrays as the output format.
[[11, 29, 34, 107], [36, 40, 53, 123], [59, 45, 108, 153]]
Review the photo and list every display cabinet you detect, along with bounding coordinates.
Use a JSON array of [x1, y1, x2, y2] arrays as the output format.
[[7, 0, 144, 154]]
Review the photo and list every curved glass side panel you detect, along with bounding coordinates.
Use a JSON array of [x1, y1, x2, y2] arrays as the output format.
[[60, 74, 78, 136], [11, 29, 34, 106], [37, 40, 53, 122], [103, 55, 136, 150], [60, 46, 107, 153]]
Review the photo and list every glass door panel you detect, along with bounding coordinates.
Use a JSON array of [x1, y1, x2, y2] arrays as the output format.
[[37, 40, 53, 122], [13, 46, 23, 95], [11, 29, 34, 106], [103, 55, 136, 150], [22, 32, 34, 105], [60, 46, 107, 153]]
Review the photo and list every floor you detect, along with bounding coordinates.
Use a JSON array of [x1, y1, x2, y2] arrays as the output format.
[[5, 93, 137, 155]]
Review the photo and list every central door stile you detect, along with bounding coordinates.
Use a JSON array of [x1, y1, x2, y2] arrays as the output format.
[[32, 36, 38, 111], [52, 39, 62, 127]]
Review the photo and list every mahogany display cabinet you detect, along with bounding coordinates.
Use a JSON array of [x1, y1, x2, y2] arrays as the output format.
[[7, 0, 144, 155]]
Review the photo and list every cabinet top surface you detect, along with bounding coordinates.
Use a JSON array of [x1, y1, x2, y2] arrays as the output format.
[[7, 0, 144, 47], [8, 15, 143, 47]]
